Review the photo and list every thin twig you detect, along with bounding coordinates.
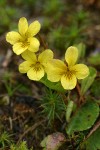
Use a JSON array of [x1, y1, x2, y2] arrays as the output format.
[[86, 120, 100, 139]]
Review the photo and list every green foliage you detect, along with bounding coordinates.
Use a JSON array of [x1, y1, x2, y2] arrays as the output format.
[[41, 89, 66, 124], [50, 26, 80, 50], [81, 67, 97, 95], [0, 0, 7, 7], [74, 43, 86, 60], [81, 127, 100, 150], [0, 1, 19, 34], [0, 131, 13, 149], [64, 23, 87, 48], [48, 22, 88, 51], [47, 9, 90, 51], [47, 26, 66, 50], [0, 132, 32, 150], [14, 0, 37, 15], [18, 0, 36, 6], [42, 17, 52, 31], [91, 79, 100, 99], [72, 10, 90, 25], [88, 53, 100, 65], [17, 84, 32, 95], [43, 0, 64, 16], [10, 141, 32, 150], [40, 75, 65, 92], [66, 100, 74, 122], [66, 101, 99, 135], [3, 73, 21, 97]]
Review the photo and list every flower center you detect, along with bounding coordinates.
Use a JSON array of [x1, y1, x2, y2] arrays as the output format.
[[31, 61, 43, 72], [20, 33, 30, 48], [21, 41, 30, 48], [65, 67, 75, 79]]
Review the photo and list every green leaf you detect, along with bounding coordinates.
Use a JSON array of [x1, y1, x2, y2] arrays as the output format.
[[91, 79, 100, 99], [81, 67, 97, 95], [41, 137, 48, 148], [66, 101, 99, 135], [88, 53, 100, 65], [81, 127, 100, 150], [66, 100, 74, 122], [40, 75, 66, 92]]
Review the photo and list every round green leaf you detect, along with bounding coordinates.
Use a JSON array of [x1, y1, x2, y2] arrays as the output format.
[[66, 101, 99, 135]]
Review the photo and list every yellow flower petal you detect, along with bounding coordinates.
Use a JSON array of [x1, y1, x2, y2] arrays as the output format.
[[27, 20, 41, 37], [71, 64, 89, 79], [21, 50, 37, 62], [27, 66, 44, 81], [61, 74, 77, 90], [65, 46, 78, 66], [38, 49, 53, 66], [6, 31, 22, 45], [47, 68, 63, 82], [13, 42, 28, 55], [18, 17, 28, 35], [47, 59, 67, 74], [48, 59, 67, 70], [19, 61, 32, 73], [28, 37, 40, 52], [47, 59, 66, 82]]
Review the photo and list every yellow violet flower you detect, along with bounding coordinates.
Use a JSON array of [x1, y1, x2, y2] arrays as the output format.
[[47, 46, 89, 90], [19, 50, 53, 81], [6, 17, 41, 55]]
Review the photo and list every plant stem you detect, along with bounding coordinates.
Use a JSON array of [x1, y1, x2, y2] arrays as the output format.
[[38, 34, 48, 49], [76, 83, 84, 105]]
